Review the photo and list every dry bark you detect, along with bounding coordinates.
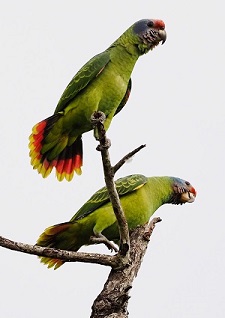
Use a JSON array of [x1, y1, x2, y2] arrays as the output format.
[[91, 218, 161, 318]]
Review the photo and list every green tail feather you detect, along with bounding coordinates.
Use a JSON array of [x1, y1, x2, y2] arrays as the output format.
[[37, 222, 82, 270]]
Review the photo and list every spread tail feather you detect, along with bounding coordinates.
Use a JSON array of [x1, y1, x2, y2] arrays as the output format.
[[29, 114, 83, 181], [36, 222, 80, 270]]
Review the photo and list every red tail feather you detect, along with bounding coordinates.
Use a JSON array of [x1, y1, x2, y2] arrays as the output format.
[[29, 114, 83, 181]]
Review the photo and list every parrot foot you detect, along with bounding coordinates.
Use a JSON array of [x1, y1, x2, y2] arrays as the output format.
[[91, 111, 108, 144], [90, 233, 119, 252], [96, 138, 111, 151], [90, 111, 106, 125]]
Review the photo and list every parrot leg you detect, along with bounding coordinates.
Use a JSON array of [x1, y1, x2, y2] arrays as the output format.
[[90, 110, 111, 149], [90, 111, 106, 141], [89, 233, 119, 252]]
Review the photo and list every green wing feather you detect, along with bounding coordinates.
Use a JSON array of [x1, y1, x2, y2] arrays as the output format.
[[114, 78, 132, 116], [54, 51, 111, 113], [71, 174, 148, 222]]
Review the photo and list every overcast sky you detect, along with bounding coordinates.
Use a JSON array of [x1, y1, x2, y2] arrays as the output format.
[[0, 1, 224, 317]]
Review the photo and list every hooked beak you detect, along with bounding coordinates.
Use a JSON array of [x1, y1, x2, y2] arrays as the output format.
[[158, 29, 167, 44], [180, 191, 196, 203]]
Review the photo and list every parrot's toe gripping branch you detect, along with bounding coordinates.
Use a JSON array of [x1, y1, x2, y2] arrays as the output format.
[[91, 111, 111, 150], [90, 111, 106, 125], [90, 233, 119, 253], [96, 139, 111, 151]]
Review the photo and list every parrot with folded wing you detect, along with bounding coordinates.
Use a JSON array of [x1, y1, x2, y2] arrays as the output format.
[[29, 19, 166, 181], [36, 174, 196, 269]]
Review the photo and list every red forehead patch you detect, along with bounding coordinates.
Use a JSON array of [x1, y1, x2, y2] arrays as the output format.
[[154, 20, 165, 29]]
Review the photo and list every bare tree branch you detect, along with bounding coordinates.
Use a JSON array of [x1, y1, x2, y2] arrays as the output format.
[[113, 144, 146, 174], [0, 112, 159, 317], [0, 117, 147, 272], [91, 111, 130, 257], [91, 218, 162, 318], [0, 235, 119, 267]]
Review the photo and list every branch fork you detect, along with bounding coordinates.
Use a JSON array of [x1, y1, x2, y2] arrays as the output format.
[[0, 110, 162, 318]]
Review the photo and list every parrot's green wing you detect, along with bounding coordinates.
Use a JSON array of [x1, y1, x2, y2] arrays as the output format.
[[54, 51, 111, 113], [71, 174, 147, 222], [114, 78, 132, 116]]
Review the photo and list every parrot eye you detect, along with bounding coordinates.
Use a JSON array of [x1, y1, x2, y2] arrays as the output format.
[[147, 20, 154, 28]]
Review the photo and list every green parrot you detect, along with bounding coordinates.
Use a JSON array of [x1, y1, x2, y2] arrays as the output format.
[[29, 19, 167, 181], [36, 174, 196, 269]]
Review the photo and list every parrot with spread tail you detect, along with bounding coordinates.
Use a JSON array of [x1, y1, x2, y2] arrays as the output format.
[[36, 174, 196, 269], [29, 19, 167, 181]]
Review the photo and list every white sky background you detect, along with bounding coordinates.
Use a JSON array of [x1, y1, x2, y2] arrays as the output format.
[[0, 1, 224, 317]]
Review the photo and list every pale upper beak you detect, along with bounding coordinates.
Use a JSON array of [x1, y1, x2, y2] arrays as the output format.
[[158, 29, 167, 44], [180, 191, 196, 203]]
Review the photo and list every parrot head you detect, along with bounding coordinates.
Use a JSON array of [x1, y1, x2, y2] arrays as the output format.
[[133, 19, 167, 54], [169, 177, 197, 205]]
